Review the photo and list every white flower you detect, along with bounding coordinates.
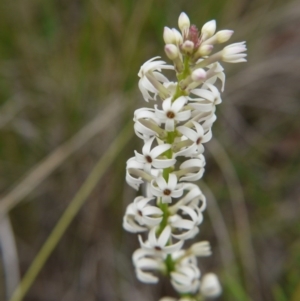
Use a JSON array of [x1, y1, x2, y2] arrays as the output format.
[[138, 225, 184, 255], [133, 248, 165, 283], [123, 196, 163, 233], [175, 156, 206, 182], [133, 107, 165, 140], [205, 62, 226, 92], [150, 174, 183, 204], [169, 204, 203, 240], [222, 42, 247, 63], [169, 183, 206, 213], [126, 157, 145, 190], [189, 83, 222, 113], [200, 273, 222, 297], [155, 96, 191, 131], [134, 137, 176, 173], [171, 263, 200, 293], [176, 121, 212, 156], [189, 241, 212, 257], [138, 57, 174, 101]]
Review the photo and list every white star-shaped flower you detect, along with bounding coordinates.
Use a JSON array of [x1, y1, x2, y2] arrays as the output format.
[[138, 225, 184, 255], [176, 121, 212, 156], [150, 174, 183, 204], [134, 137, 176, 173], [155, 96, 191, 131], [132, 248, 165, 283], [123, 196, 163, 233]]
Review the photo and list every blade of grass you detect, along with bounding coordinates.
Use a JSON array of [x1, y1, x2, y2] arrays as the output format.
[[0, 97, 123, 218], [207, 138, 261, 301], [8, 121, 133, 301]]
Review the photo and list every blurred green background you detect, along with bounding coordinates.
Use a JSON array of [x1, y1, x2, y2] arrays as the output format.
[[0, 0, 299, 300]]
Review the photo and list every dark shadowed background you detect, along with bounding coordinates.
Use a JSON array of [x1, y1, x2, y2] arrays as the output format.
[[0, 0, 299, 300]]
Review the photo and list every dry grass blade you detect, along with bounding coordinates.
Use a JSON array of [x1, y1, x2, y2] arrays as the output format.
[[207, 138, 261, 301], [200, 181, 236, 273], [0, 97, 123, 218], [8, 121, 133, 301], [0, 216, 20, 300]]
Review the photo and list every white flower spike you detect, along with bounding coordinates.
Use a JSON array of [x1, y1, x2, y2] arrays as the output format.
[[123, 11, 246, 301]]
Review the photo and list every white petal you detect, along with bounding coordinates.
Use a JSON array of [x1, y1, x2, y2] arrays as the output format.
[[177, 126, 198, 142], [163, 239, 184, 253], [142, 136, 155, 155], [150, 143, 171, 158], [162, 97, 172, 111], [152, 158, 176, 169], [136, 268, 159, 283], [168, 173, 178, 190], [158, 225, 171, 247]]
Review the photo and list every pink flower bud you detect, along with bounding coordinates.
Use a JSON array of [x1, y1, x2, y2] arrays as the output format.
[[191, 68, 206, 81]]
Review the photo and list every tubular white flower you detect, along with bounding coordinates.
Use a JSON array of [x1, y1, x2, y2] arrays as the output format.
[[222, 42, 247, 63], [124, 196, 163, 228], [139, 225, 184, 255], [169, 204, 203, 240], [155, 96, 191, 132], [189, 241, 212, 257], [171, 263, 200, 293], [150, 174, 183, 204], [170, 183, 206, 214], [126, 157, 145, 190], [138, 57, 174, 101], [175, 156, 206, 182], [133, 248, 165, 283], [200, 273, 222, 297], [135, 137, 176, 173], [189, 83, 222, 114]]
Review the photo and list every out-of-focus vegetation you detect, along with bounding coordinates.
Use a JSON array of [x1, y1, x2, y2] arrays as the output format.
[[0, 0, 299, 300]]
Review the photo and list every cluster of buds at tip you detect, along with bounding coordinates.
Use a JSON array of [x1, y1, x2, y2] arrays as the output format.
[[124, 12, 246, 301]]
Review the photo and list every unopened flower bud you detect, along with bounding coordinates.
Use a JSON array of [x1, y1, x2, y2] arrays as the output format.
[[165, 44, 179, 60], [197, 44, 213, 56], [178, 12, 190, 32], [191, 68, 206, 82], [163, 27, 176, 44], [172, 28, 183, 45], [181, 40, 194, 55], [201, 20, 216, 40], [200, 273, 222, 298], [216, 30, 234, 43]]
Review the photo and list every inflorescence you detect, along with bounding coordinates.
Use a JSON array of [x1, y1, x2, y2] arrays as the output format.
[[123, 12, 247, 301]]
